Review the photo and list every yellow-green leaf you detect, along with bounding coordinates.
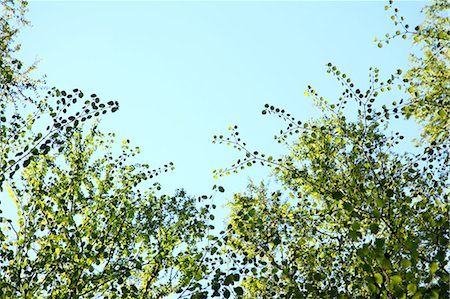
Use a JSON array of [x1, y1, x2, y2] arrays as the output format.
[[407, 283, 417, 294], [430, 262, 438, 274], [374, 273, 383, 284]]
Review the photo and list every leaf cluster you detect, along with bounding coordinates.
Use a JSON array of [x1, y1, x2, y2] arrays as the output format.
[[213, 63, 449, 298]]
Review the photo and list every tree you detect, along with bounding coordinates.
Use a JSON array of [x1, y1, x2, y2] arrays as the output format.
[[212, 1, 449, 297], [382, 0, 449, 144], [1, 2, 217, 298], [2, 0, 447, 298], [1, 0, 35, 100], [403, 0, 449, 144], [1, 125, 216, 298], [215, 63, 448, 298], [0, 0, 119, 188]]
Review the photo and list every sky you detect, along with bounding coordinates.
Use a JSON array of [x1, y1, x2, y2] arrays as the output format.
[[12, 1, 426, 222]]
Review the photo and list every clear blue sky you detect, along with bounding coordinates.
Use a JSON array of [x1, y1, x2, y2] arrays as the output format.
[[15, 1, 425, 218]]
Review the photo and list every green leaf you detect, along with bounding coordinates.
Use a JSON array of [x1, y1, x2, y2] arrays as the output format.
[[374, 273, 383, 284], [375, 238, 385, 248], [386, 189, 394, 197], [224, 274, 234, 286], [375, 198, 385, 208], [430, 262, 438, 274], [343, 202, 353, 212], [401, 259, 412, 268], [273, 236, 281, 246], [407, 283, 417, 294], [368, 283, 377, 293], [23, 158, 31, 168], [391, 275, 402, 285], [332, 191, 344, 200], [194, 272, 203, 281], [369, 223, 379, 234], [234, 287, 244, 295]]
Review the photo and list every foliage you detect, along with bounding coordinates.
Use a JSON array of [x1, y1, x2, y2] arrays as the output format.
[[404, 0, 450, 144], [1, 2, 216, 298], [1, 0, 448, 298], [382, 0, 450, 144], [211, 2, 449, 297], [214, 62, 449, 298], [1, 126, 215, 298], [0, 1, 120, 188], [1, 0, 35, 100], [0, 87, 120, 188]]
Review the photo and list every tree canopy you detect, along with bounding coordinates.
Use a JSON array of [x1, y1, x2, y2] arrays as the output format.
[[1, 1, 216, 297], [211, 1, 449, 298], [401, 0, 449, 144], [1, 0, 448, 298], [2, 125, 219, 298], [214, 65, 448, 298]]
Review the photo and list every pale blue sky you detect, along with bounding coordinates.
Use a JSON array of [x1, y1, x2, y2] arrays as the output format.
[[16, 1, 425, 212]]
